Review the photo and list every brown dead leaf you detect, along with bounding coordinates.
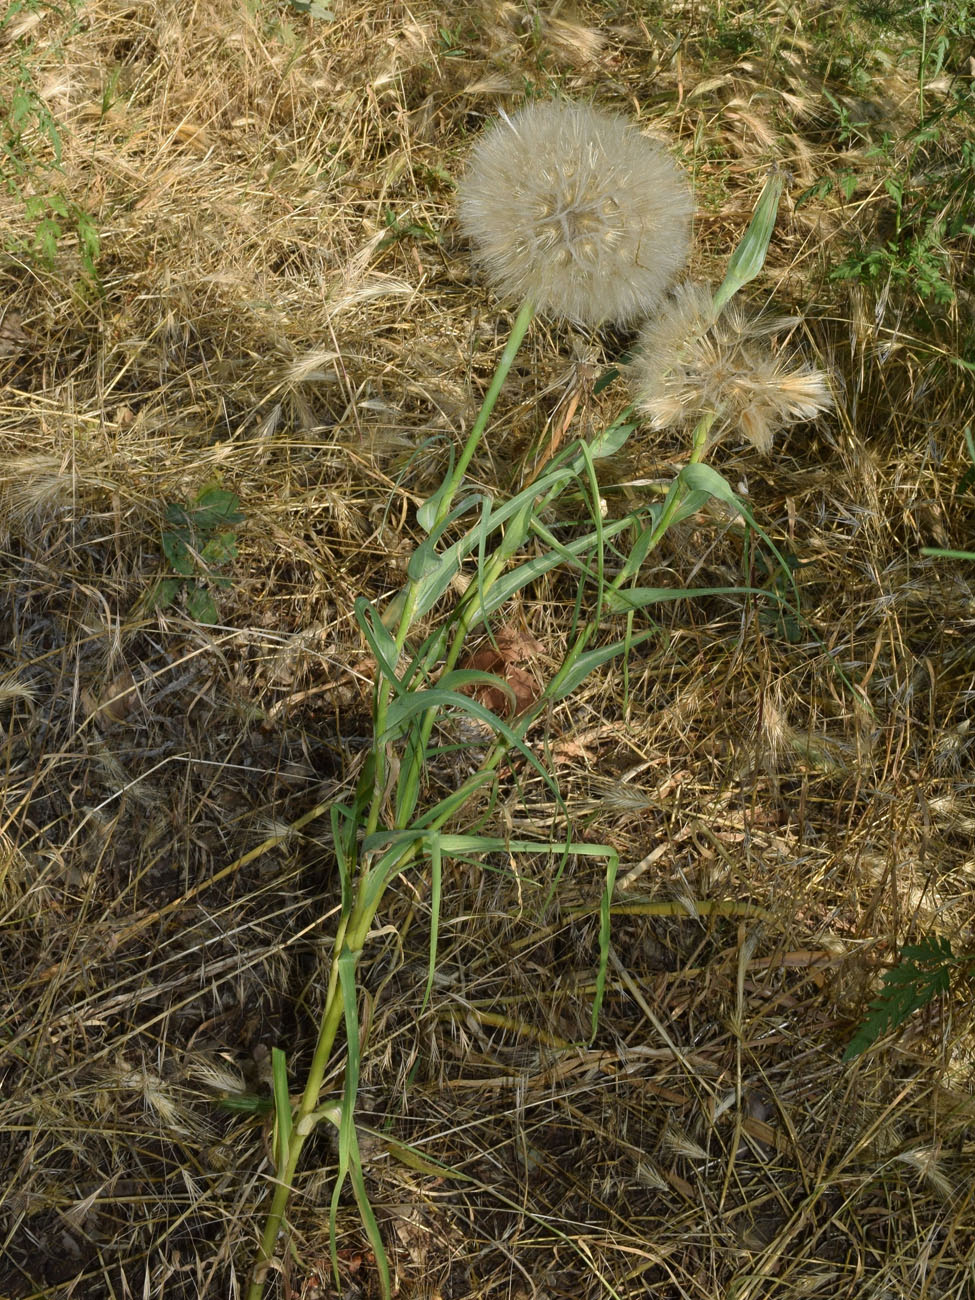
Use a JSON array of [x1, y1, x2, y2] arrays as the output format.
[[462, 646, 540, 718], [550, 737, 596, 765], [85, 668, 138, 723], [494, 623, 545, 664], [0, 311, 30, 359]]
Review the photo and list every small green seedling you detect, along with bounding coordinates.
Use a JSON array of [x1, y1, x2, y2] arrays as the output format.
[[150, 484, 244, 624], [378, 207, 441, 251], [287, 0, 335, 19]]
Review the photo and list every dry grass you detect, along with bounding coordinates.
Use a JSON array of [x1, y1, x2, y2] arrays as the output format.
[[1, 0, 974, 1296]]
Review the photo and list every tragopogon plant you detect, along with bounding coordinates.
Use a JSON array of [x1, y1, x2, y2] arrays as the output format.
[[246, 102, 828, 1299]]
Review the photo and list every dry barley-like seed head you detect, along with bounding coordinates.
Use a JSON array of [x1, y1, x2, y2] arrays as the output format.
[[631, 281, 832, 453], [457, 99, 693, 326]]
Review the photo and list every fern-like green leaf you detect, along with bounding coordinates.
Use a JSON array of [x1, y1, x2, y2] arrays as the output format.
[[844, 935, 955, 1060]]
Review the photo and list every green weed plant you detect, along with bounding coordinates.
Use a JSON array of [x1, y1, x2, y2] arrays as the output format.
[[245, 173, 798, 1300], [845, 934, 973, 1060], [150, 485, 244, 625], [1, 1, 100, 280], [800, 1, 974, 311]]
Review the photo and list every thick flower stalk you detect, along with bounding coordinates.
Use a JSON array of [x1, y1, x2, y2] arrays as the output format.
[[457, 99, 692, 327], [630, 281, 832, 453]]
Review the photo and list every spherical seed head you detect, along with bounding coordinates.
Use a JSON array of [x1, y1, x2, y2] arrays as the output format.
[[630, 282, 832, 453], [457, 100, 693, 327]]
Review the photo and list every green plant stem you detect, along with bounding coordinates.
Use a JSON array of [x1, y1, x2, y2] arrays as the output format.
[[623, 409, 715, 565], [366, 298, 535, 840], [249, 557, 558, 1299], [436, 297, 535, 530], [246, 880, 395, 1298], [246, 738, 516, 1298], [246, 909, 347, 1297], [248, 299, 537, 1300]]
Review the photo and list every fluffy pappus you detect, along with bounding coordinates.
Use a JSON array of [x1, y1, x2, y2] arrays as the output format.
[[630, 281, 832, 453], [457, 99, 693, 327]]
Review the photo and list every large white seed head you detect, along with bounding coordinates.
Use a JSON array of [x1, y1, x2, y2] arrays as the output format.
[[457, 100, 693, 327]]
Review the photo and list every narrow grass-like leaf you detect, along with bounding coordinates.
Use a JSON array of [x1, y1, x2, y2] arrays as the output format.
[[614, 508, 669, 586], [387, 691, 572, 832], [605, 583, 788, 615], [466, 506, 658, 629], [363, 830, 556, 859], [217, 1092, 274, 1115], [359, 831, 621, 1035], [668, 488, 714, 527], [521, 518, 601, 576], [713, 166, 786, 313], [588, 410, 636, 458], [330, 945, 374, 1290], [434, 667, 521, 710], [410, 548, 463, 622], [270, 1048, 291, 1172], [408, 495, 484, 580], [331, 801, 356, 918], [345, 1140, 392, 1300], [443, 833, 579, 858], [463, 496, 536, 637], [547, 629, 657, 702], [576, 439, 607, 627], [319, 1105, 391, 1300], [370, 1131, 473, 1180], [679, 462, 800, 604], [414, 458, 455, 533], [384, 688, 532, 767], [409, 491, 527, 622], [387, 495, 490, 631], [393, 726, 426, 827], [421, 836, 442, 1013], [355, 597, 404, 693], [356, 844, 422, 919], [921, 547, 975, 561]]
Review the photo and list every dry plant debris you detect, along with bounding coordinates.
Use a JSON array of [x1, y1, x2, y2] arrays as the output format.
[[0, 0, 974, 1297]]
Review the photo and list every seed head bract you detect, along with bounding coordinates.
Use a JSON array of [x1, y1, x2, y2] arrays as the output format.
[[630, 281, 832, 453], [457, 99, 693, 327]]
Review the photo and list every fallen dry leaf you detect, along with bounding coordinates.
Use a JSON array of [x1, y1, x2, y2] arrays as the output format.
[[550, 736, 597, 765], [0, 311, 30, 359], [494, 623, 545, 664], [462, 645, 540, 718], [84, 667, 138, 724]]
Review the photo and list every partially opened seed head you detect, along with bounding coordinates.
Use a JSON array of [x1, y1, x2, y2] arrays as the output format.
[[457, 100, 693, 327], [631, 282, 832, 453]]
